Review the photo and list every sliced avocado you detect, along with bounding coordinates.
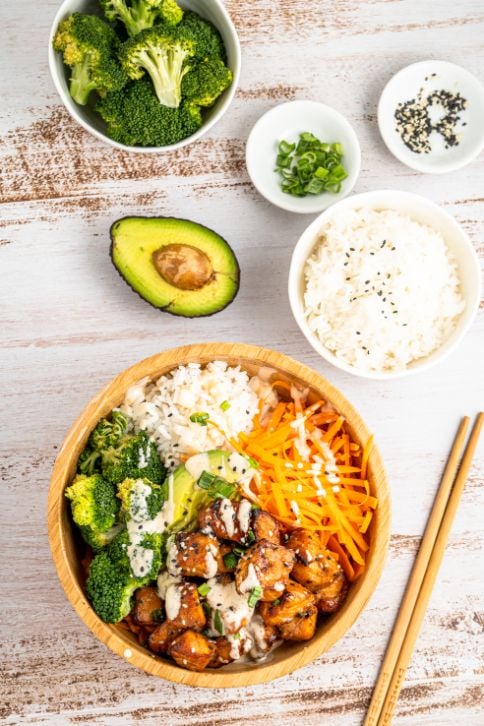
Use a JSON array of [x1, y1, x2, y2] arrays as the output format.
[[110, 216, 240, 318], [167, 450, 250, 531]]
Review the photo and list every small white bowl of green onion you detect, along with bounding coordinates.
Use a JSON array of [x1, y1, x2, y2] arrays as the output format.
[[246, 100, 361, 214]]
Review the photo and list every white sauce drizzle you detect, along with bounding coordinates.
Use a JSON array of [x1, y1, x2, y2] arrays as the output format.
[[238, 563, 260, 594], [206, 578, 252, 634], [157, 571, 181, 599], [126, 544, 154, 578], [290, 415, 311, 461], [125, 478, 177, 578], [204, 543, 219, 578], [165, 583, 182, 621], [219, 498, 235, 536], [237, 499, 252, 533], [166, 541, 181, 576]]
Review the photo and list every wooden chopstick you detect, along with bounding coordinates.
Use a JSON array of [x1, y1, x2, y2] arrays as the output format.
[[363, 414, 475, 726], [376, 412, 483, 725]]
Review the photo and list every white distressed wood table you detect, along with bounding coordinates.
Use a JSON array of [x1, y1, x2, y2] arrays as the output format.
[[1, 1, 483, 724]]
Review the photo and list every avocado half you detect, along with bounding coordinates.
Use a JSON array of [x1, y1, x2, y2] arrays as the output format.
[[169, 450, 247, 531], [110, 216, 240, 318]]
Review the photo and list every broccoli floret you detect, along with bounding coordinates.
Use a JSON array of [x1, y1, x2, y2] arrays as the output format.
[[65, 474, 120, 550], [100, 0, 183, 37], [86, 550, 141, 622], [180, 10, 226, 62], [159, 0, 184, 26], [78, 411, 128, 476], [117, 477, 164, 521], [53, 13, 128, 105], [96, 79, 203, 146], [100, 429, 165, 485], [108, 529, 162, 579], [120, 25, 195, 107], [182, 58, 232, 107], [78, 447, 101, 476], [90, 410, 129, 450], [78, 411, 165, 483]]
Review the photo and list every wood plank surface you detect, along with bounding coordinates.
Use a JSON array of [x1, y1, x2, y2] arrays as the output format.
[[1, 0, 483, 724]]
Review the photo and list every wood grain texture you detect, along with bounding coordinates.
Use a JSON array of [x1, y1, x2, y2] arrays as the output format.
[[1, 0, 483, 723]]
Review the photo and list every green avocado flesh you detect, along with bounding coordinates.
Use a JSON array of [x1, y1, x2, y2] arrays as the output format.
[[110, 217, 240, 317], [169, 450, 247, 531]]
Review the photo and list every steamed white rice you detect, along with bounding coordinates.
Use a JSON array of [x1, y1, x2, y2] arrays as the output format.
[[303, 207, 465, 371], [121, 361, 259, 469]]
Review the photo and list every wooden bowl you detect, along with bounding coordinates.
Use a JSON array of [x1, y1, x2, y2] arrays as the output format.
[[48, 343, 391, 687]]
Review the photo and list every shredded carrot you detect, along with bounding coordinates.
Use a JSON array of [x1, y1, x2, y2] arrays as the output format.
[[230, 391, 378, 579], [327, 535, 355, 581], [361, 434, 374, 480]]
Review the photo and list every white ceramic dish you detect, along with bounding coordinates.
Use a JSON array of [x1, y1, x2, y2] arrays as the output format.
[[246, 101, 361, 214], [288, 190, 481, 380], [378, 60, 484, 174], [48, 0, 241, 153]]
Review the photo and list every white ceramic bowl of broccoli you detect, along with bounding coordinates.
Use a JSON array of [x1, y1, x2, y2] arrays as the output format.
[[48, 0, 241, 152]]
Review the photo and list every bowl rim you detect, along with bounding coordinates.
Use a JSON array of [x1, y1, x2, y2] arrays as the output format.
[[377, 60, 484, 174], [47, 342, 391, 687], [245, 99, 361, 214], [47, 0, 241, 153], [288, 189, 481, 381]]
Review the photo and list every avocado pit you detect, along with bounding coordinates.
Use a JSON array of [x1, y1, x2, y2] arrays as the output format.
[[152, 244, 214, 291]]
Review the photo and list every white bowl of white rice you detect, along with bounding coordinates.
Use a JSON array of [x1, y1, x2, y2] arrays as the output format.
[[288, 190, 481, 379]]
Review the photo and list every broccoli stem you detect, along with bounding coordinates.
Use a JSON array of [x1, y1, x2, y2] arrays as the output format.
[[114, 0, 156, 38], [138, 47, 190, 108], [69, 56, 97, 105]]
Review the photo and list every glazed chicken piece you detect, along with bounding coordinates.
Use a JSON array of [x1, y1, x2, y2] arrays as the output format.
[[147, 621, 184, 655], [209, 636, 237, 668], [198, 498, 280, 546], [168, 630, 216, 671], [166, 582, 206, 630], [198, 498, 254, 544], [286, 529, 344, 593], [315, 569, 348, 613], [277, 604, 318, 641], [251, 508, 280, 545], [235, 539, 295, 601], [132, 586, 163, 628], [258, 580, 315, 627], [168, 531, 220, 579]]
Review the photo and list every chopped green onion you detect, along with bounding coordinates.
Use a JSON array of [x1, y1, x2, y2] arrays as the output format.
[[272, 598, 281, 606], [275, 133, 347, 198], [214, 609, 224, 635], [202, 601, 213, 618], [232, 546, 246, 557], [223, 552, 238, 570], [197, 582, 211, 597], [248, 456, 259, 469], [245, 530, 256, 545], [197, 470, 237, 499], [248, 586, 262, 608], [232, 632, 241, 640], [250, 502, 260, 511], [220, 400, 231, 411], [190, 412, 210, 426]]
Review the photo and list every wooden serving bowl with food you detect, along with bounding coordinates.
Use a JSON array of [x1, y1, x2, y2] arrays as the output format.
[[48, 343, 390, 687]]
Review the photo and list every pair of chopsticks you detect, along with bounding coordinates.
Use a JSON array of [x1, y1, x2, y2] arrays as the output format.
[[364, 412, 484, 726]]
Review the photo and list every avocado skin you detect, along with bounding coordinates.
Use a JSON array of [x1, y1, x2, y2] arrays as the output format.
[[109, 216, 240, 318]]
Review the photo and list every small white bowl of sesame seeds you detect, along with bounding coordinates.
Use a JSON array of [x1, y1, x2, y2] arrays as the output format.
[[377, 60, 484, 174]]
